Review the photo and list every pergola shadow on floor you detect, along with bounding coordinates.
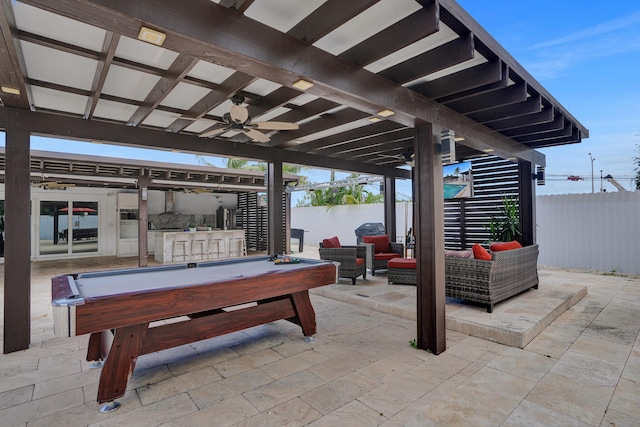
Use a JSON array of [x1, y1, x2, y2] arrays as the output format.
[[0, 254, 638, 425]]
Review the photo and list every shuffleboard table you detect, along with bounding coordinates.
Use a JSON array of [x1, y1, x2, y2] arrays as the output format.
[[51, 256, 337, 412]]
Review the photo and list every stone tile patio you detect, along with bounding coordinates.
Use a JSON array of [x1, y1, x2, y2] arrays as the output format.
[[0, 254, 638, 426]]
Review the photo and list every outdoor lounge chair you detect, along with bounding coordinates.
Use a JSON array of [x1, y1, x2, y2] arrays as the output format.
[[319, 236, 367, 285], [362, 234, 404, 276]]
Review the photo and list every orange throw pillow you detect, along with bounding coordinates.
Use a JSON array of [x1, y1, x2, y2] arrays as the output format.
[[472, 243, 492, 260], [489, 241, 522, 252], [322, 236, 341, 248]]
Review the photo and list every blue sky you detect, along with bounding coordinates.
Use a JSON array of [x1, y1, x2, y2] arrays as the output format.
[[2, 0, 639, 198]]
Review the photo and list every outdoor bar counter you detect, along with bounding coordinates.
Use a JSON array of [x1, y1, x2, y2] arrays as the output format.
[[154, 229, 245, 263]]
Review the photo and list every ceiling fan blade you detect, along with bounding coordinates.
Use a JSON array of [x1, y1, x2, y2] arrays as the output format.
[[243, 128, 270, 143], [199, 127, 227, 138], [253, 121, 298, 130], [230, 104, 249, 123]]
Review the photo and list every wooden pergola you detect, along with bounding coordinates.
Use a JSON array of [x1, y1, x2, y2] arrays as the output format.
[[0, 0, 588, 355]]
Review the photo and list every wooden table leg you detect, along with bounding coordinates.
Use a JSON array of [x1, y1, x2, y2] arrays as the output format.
[[97, 323, 149, 404], [290, 290, 316, 336]]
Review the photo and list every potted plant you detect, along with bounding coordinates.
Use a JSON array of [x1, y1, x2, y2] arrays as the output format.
[[483, 195, 521, 243]]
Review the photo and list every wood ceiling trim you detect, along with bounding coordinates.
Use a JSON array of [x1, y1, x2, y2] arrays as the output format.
[[337, 1, 439, 67], [485, 106, 554, 132], [0, 0, 32, 109], [467, 94, 542, 124], [287, 0, 380, 44], [318, 128, 414, 156], [501, 115, 564, 138], [295, 120, 405, 153], [446, 83, 527, 115]]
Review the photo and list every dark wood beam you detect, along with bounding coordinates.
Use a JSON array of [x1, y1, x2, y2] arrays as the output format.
[[485, 106, 554, 132], [0, 106, 411, 179], [414, 123, 446, 354], [0, 0, 32, 109], [501, 115, 564, 138], [288, 0, 380, 44], [411, 59, 502, 100], [3, 130, 31, 353], [525, 128, 581, 148], [218, 0, 254, 13], [446, 83, 527, 115], [467, 94, 542, 124], [437, 62, 508, 104], [515, 121, 573, 144], [84, 32, 119, 119], [127, 54, 198, 126], [378, 33, 474, 85], [338, 1, 439, 67], [319, 128, 413, 156], [300, 120, 405, 154]]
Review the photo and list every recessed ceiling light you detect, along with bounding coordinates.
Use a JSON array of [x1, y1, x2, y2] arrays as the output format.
[[377, 109, 394, 117], [1, 86, 20, 95], [454, 136, 465, 141], [138, 26, 166, 46], [482, 148, 495, 153], [292, 79, 314, 91], [368, 117, 381, 123]]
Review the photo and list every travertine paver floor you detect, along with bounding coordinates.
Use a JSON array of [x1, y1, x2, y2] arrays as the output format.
[[0, 255, 639, 426]]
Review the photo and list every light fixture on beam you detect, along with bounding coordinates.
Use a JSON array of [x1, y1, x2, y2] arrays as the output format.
[[482, 148, 495, 153], [377, 109, 394, 117], [292, 79, 314, 91], [1, 86, 20, 95], [138, 26, 166, 46], [368, 117, 381, 123]]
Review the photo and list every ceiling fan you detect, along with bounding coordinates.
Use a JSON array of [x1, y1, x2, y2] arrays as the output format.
[[379, 151, 415, 167], [199, 95, 298, 142]]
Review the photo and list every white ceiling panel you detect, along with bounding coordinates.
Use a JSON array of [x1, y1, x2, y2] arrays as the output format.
[[160, 82, 212, 110], [31, 87, 88, 115], [406, 55, 489, 87], [314, 0, 421, 55], [141, 109, 186, 128], [207, 99, 234, 117], [183, 118, 220, 133], [288, 93, 318, 106], [245, 0, 327, 33], [13, 3, 107, 52], [252, 106, 291, 122], [21, 42, 98, 90], [102, 65, 161, 101], [243, 79, 281, 97], [93, 99, 139, 122], [187, 60, 236, 84], [115, 36, 179, 70]]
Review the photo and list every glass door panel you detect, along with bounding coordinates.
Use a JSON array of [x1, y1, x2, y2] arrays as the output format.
[[39, 201, 69, 255], [70, 201, 99, 254]]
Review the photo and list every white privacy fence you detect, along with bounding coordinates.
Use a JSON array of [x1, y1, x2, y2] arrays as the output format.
[[291, 191, 640, 274]]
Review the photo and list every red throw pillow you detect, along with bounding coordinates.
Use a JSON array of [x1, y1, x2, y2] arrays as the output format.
[[489, 241, 522, 252], [322, 236, 341, 248], [472, 243, 492, 260], [362, 234, 391, 253]]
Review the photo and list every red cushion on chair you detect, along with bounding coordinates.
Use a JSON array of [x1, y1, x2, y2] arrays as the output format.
[[388, 258, 416, 269], [489, 241, 522, 252], [472, 243, 492, 260], [322, 236, 341, 248], [374, 252, 398, 261], [362, 234, 391, 253], [355, 257, 365, 266]]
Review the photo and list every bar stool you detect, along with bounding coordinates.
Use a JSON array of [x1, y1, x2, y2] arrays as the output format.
[[172, 233, 191, 262], [228, 230, 246, 258], [207, 231, 226, 259], [191, 231, 208, 261]]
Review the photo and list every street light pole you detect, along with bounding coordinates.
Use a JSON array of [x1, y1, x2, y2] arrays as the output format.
[[591, 156, 595, 193]]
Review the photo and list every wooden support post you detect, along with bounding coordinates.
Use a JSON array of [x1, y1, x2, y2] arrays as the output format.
[[518, 160, 536, 246], [267, 161, 284, 255], [384, 176, 396, 243], [3, 131, 31, 353], [137, 174, 151, 267], [414, 123, 446, 355]]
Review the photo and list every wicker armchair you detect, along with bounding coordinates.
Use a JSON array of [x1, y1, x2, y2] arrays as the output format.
[[362, 234, 404, 276], [318, 242, 367, 285], [445, 244, 539, 313]]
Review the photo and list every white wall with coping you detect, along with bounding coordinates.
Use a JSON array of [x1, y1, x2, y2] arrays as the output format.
[[291, 192, 640, 274]]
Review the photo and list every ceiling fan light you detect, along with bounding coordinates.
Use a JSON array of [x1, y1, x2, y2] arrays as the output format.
[[292, 79, 314, 91], [377, 109, 394, 117], [138, 26, 166, 46]]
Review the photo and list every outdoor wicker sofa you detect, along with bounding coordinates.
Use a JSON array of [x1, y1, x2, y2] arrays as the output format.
[[445, 244, 539, 312], [387, 244, 539, 313], [319, 237, 367, 285]]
